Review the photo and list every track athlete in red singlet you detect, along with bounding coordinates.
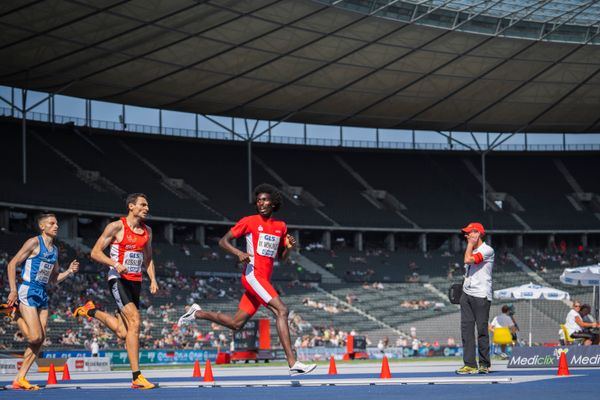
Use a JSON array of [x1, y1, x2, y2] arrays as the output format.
[[73, 193, 159, 389], [177, 184, 317, 376]]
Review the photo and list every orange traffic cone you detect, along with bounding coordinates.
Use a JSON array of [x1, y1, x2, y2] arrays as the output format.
[[192, 359, 202, 378], [379, 356, 391, 379], [47, 363, 58, 385], [61, 363, 71, 381], [557, 352, 570, 376], [203, 359, 214, 382], [328, 356, 338, 375]]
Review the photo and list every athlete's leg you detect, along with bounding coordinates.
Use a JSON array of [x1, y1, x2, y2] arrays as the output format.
[[92, 310, 128, 340], [15, 315, 29, 338], [15, 304, 44, 380], [195, 308, 252, 331], [119, 303, 141, 372], [266, 297, 295, 367], [37, 308, 49, 355]]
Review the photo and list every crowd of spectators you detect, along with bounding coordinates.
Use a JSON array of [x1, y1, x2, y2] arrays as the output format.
[[293, 326, 370, 349], [521, 243, 600, 274], [301, 297, 349, 314]]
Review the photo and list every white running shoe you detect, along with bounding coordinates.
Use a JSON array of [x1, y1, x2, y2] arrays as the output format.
[[289, 361, 317, 376], [177, 303, 201, 327]]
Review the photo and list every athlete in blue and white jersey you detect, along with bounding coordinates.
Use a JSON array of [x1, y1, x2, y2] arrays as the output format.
[[6, 213, 79, 390], [17, 234, 58, 308]]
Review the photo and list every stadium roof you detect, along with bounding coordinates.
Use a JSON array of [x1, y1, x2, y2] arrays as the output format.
[[1, 0, 600, 133]]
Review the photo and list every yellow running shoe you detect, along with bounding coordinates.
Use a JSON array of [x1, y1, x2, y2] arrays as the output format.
[[131, 374, 157, 389], [73, 300, 96, 318], [455, 365, 479, 375], [12, 377, 41, 390]]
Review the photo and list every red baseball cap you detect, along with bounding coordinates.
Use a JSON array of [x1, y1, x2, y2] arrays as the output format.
[[461, 222, 485, 236]]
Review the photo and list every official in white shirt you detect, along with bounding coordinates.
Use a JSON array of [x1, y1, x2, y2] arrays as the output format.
[[456, 222, 494, 375]]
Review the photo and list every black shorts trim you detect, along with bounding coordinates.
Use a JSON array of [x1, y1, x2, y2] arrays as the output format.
[[108, 278, 141, 311]]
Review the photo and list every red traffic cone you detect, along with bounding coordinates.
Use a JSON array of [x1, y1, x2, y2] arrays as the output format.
[[203, 359, 214, 382], [328, 356, 338, 375], [192, 359, 202, 378], [557, 352, 570, 376], [61, 363, 71, 381], [47, 363, 58, 385], [379, 356, 392, 379]]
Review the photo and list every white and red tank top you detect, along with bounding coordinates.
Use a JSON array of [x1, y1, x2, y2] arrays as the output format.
[[108, 217, 148, 282], [230, 215, 287, 280]]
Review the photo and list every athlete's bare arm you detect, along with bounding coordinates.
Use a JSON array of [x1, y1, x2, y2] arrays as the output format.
[[91, 221, 126, 273], [278, 234, 296, 262], [142, 227, 158, 294], [6, 238, 38, 306], [219, 231, 251, 263], [49, 260, 80, 285]]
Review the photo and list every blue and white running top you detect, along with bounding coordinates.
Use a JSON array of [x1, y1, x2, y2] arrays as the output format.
[[18, 236, 57, 308], [20, 236, 57, 286]]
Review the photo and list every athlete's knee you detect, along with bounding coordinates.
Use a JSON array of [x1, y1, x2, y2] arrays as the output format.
[[116, 328, 128, 339], [121, 308, 140, 329], [274, 304, 289, 319], [231, 320, 246, 331], [126, 322, 140, 335], [28, 333, 44, 346]]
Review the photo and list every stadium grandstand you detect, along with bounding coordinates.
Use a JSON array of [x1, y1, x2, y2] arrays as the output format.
[[1, 0, 600, 370]]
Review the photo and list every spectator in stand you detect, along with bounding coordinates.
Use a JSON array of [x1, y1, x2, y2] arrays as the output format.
[[579, 305, 599, 345], [91, 338, 99, 357], [563, 301, 599, 345]]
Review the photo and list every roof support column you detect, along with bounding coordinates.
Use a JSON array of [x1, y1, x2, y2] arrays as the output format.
[[85, 99, 91, 127], [121, 104, 126, 130], [304, 123, 307, 145], [481, 152, 487, 212], [159, 109, 163, 134], [247, 138, 253, 204], [21, 89, 27, 185]]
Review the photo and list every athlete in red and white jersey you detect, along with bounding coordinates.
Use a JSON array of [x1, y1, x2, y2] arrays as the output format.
[[108, 216, 148, 282], [232, 213, 287, 308], [73, 193, 158, 389], [177, 184, 317, 376]]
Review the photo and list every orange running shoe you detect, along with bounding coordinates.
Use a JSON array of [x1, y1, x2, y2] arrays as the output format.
[[12, 377, 41, 390], [131, 374, 157, 389], [73, 300, 96, 318], [0, 303, 16, 322]]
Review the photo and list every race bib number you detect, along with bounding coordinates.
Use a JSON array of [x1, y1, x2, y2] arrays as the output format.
[[122, 251, 143, 274], [256, 233, 281, 258], [35, 261, 54, 284]]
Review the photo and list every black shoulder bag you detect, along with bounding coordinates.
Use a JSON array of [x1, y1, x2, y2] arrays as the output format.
[[448, 265, 469, 304]]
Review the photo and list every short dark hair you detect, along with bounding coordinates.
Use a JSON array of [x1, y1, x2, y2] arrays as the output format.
[[501, 305, 510, 313], [36, 213, 56, 232], [580, 304, 591, 313], [36, 213, 56, 225], [125, 193, 147, 211], [253, 184, 282, 212]]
